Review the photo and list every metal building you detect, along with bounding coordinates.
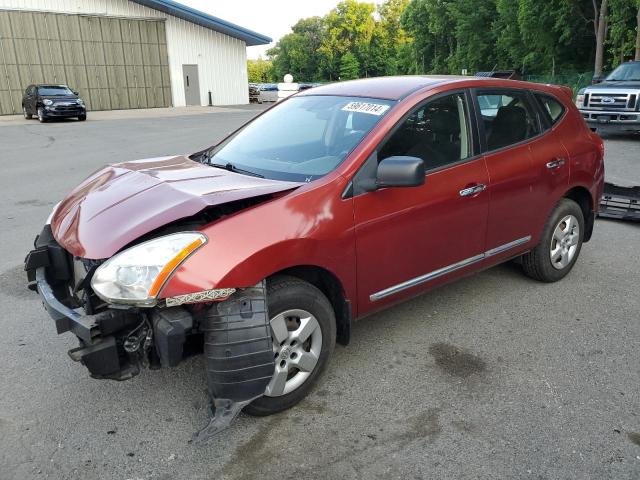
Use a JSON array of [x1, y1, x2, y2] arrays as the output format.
[[0, 0, 271, 115]]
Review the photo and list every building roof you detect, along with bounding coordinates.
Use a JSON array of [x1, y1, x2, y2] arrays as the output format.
[[130, 0, 271, 46]]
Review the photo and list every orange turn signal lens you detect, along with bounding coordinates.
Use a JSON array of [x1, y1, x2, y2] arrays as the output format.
[[148, 237, 205, 297]]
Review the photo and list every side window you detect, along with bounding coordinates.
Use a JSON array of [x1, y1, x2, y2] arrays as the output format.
[[476, 90, 540, 151], [535, 93, 565, 126], [379, 92, 471, 171]]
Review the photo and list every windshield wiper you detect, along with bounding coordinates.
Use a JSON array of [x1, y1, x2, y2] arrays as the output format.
[[209, 162, 264, 178]]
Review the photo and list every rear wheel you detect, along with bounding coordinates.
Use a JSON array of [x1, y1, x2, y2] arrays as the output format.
[[244, 276, 336, 416], [23, 106, 32, 119], [521, 198, 584, 282]]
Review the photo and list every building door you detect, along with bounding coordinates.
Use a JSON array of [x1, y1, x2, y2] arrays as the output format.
[[182, 65, 200, 106], [0, 10, 172, 115]]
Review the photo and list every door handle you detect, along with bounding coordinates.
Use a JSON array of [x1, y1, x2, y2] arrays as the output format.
[[546, 158, 566, 169], [459, 184, 487, 197]]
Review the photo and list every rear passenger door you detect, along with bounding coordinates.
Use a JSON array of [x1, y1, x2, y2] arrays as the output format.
[[527, 92, 571, 229], [473, 89, 541, 263]]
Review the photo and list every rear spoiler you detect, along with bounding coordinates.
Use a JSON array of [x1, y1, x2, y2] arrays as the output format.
[[551, 85, 574, 101], [559, 86, 574, 100], [599, 182, 640, 221]]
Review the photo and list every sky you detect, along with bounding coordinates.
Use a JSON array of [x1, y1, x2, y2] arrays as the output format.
[[180, 0, 383, 59]]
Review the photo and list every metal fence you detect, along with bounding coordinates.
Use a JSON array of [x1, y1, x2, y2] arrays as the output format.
[[523, 72, 593, 97]]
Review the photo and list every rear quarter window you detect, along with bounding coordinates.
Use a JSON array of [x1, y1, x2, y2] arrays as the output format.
[[535, 93, 565, 126]]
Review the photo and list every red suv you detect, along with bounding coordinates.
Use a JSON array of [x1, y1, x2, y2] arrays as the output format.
[[25, 76, 604, 437]]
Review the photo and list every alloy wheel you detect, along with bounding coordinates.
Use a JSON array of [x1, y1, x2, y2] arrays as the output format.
[[265, 309, 322, 397], [550, 214, 580, 270]]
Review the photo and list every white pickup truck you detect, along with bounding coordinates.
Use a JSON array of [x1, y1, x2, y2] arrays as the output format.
[[576, 61, 640, 134]]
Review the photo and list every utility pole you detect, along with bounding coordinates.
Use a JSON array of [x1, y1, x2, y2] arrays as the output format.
[[635, 5, 640, 61], [593, 0, 609, 77]]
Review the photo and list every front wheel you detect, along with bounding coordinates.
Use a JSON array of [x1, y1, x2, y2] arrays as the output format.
[[78, 114, 86, 121], [244, 276, 336, 416], [521, 198, 584, 282], [37, 107, 47, 123]]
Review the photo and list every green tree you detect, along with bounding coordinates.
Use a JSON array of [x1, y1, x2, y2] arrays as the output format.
[[247, 58, 274, 83], [401, 0, 456, 73], [607, 0, 640, 66], [339, 52, 361, 79], [268, 16, 326, 82], [265, 0, 637, 83], [447, 0, 497, 73], [493, 0, 526, 71], [319, 0, 376, 78], [371, 0, 412, 76]]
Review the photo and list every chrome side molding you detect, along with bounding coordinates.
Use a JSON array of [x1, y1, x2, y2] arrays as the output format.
[[369, 235, 532, 301], [484, 235, 531, 258]]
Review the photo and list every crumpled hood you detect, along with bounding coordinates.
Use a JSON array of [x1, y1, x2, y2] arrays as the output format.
[[51, 155, 302, 258]]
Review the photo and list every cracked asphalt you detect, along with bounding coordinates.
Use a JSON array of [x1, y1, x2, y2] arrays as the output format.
[[0, 107, 639, 480]]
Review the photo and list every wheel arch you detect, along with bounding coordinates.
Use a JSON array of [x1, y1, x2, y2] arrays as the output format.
[[563, 186, 594, 242], [270, 265, 352, 346]]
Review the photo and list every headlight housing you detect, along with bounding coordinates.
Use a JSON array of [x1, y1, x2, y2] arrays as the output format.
[[43, 99, 53, 106], [77, 99, 84, 106], [575, 93, 585, 108], [91, 232, 207, 306]]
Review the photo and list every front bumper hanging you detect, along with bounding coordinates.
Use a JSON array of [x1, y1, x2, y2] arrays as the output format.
[[193, 281, 275, 442], [599, 182, 640, 221]]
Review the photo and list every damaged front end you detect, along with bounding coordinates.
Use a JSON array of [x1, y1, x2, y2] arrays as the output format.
[[25, 224, 275, 440]]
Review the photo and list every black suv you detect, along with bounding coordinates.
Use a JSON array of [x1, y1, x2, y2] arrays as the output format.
[[22, 84, 87, 122]]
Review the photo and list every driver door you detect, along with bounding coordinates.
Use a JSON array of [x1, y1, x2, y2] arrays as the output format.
[[352, 91, 490, 315]]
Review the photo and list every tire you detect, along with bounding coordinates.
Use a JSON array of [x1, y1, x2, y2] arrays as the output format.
[[37, 107, 47, 123], [244, 275, 336, 416], [521, 198, 584, 282], [23, 106, 32, 119], [78, 114, 86, 121]]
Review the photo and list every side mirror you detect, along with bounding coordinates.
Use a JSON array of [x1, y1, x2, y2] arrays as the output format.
[[73, 91, 79, 95], [376, 156, 425, 189], [592, 75, 604, 85]]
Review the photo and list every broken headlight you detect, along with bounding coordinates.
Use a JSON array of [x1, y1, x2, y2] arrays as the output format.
[[91, 232, 207, 307]]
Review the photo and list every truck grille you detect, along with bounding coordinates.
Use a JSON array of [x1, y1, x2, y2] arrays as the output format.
[[587, 93, 636, 111]]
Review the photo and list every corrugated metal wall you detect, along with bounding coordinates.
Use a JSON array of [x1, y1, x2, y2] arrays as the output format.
[[0, 0, 251, 108], [0, 9, 171, 114]]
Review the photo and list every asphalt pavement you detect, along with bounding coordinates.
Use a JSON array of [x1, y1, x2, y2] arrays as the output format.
[[0, 106, 639, 480]]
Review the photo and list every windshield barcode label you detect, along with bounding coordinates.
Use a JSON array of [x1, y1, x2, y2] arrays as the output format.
[[341, 102, 390, 116]]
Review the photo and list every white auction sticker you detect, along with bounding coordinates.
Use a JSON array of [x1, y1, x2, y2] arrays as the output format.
[[341, 101, 390, 116]]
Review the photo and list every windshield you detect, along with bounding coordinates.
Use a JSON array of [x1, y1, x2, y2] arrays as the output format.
[[606, 63, 640, 81], [38, 86, 73, 96], [207, 95, 396, 182]]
